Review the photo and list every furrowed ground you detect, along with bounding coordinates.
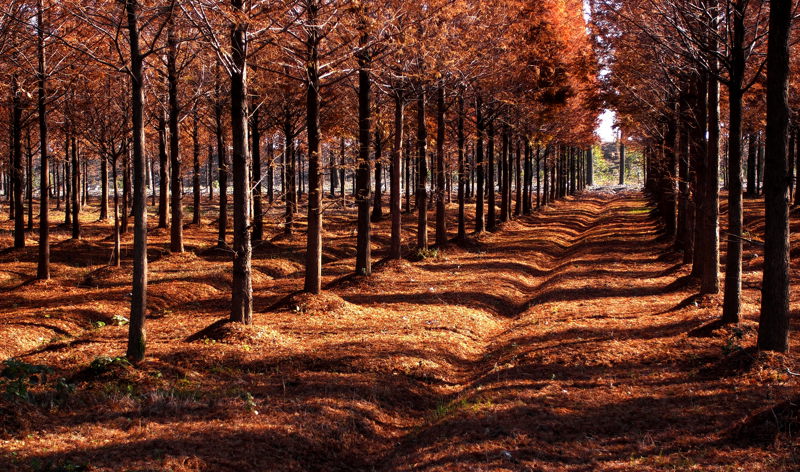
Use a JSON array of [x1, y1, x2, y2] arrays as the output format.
[[0, 190, 798, 471]]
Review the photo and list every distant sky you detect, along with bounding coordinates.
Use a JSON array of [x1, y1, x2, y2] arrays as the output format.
[[596, 109, 616, 143]]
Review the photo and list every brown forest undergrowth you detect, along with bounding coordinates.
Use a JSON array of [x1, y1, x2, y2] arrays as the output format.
[[0, 190, 798, 471]]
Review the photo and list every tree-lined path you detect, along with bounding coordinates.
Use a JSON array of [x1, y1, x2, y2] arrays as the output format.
[[3, 190, 796, 471], [0, 0, 798, 469]]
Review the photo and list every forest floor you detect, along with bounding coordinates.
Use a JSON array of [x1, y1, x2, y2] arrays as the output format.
[[0, 189, 799, 471]]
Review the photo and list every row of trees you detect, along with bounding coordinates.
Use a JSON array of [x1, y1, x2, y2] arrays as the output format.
[[0, 0, 600, 361], [594, 0, 797, 352]]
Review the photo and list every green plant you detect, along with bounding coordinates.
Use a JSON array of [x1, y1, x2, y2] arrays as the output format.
[[88, 356, 130, 375], [722, 327, 745, 355], [1, 359, 52, 402], [111, 314, 130, 326]]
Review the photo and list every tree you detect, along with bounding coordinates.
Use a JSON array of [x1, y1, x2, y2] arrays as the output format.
[[757, 0, 792, 352]]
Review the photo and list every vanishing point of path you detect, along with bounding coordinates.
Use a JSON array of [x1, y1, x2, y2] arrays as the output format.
[[9, 190, 795, 471]]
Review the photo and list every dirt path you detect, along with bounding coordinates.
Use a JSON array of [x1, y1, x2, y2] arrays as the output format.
[[3, 190, 797, 472]]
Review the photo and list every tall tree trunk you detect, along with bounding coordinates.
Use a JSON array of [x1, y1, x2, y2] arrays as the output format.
[[690, 72, 708, 279], [371, 127, 384, 222], [435, 86, 447, 245], [304, 1, 323, 294], [456, 92, 466, 240], [677, 95, 691, 258], [229, 0, 253, 323], [757, 0, 791, 352], [157, 110, 169, 229], [100, 158, 108, 220], [515, 138, 521, 216], [36, 0, 49, 278], [746, 132, 757, 197], [55, 159, 60, 210], [703, 55, 721, 294], [339, 136, 346, 206], [537, 147, 543, 208], [11, 76, 24, 248], [794, 127, 800, 206], [216, 97, 228, 247], [416, 89, 428, 250], [125, 0, 148, 363], [618, 134, 625, 185], [71, 136, 80, 239], [112, 155, 121, 267], [355, 36, 372, 276], [148, 149, 155, 206], [121, 149, 129, 233], [267, 139, 274, 205], [487, 113, 496, 231], [252, 108, 263, 241], [722, 1, 746, 323], [26, 131, 33, 232], [208, 144, 214, 200], [390, 91, 404, 258], [167, 20, 183, 253], [499, 126, 509, 223], [284, 120, 295, 234], [192, 110, 201, 225], [475, 96, 485, 233]]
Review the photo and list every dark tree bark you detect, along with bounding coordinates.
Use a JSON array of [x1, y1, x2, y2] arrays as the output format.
[[112, 155, 121, 267], [371, 127, 384, 222], [216, 93, 228, 247], [167, 20, 183, 253], [339, 136, 346, 206], [267, 139, 274, 205], [252, 108, 263, 242], [71, 136, 80, 240], [229, 0, 253, 323], [499, 126, 509, 223], [456, 92, 466, 240], [690, 72, 708, 280], [618, 134, 625, 185], [746, 132, 757, 197], [121, 149, 129, 233], [757, 0, 792, 352], [36, 0, 49, 278], [208, 144, 214, 201], [11, 76, 24, 248], [514, 138, 521, 216], [537, 146, 543, 208], [157, 110, 169, 229], [435, 86, 447, 245], [722, 0, 746, 323], [355, 32, 372, 276], [677, 95, 691, 258], [390, 91, 404, 259], [283, 119, 295, 234], [148, 150, 155, 206], [487, 113, 496, 231], [125, 0, 148, 363], [475, 95, 485, 233], [794, 128, 800, 206], [26, 130, 33, 232], [304, 0, 323, 294], [416, 89, 428, 250], [355, 34, 372, 275], [702, 62, 721, 294], [100, 158, 108, 220], [192, 109, 201, 225], [662, 108, 678, 241], [586, 147, 593, 187]]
